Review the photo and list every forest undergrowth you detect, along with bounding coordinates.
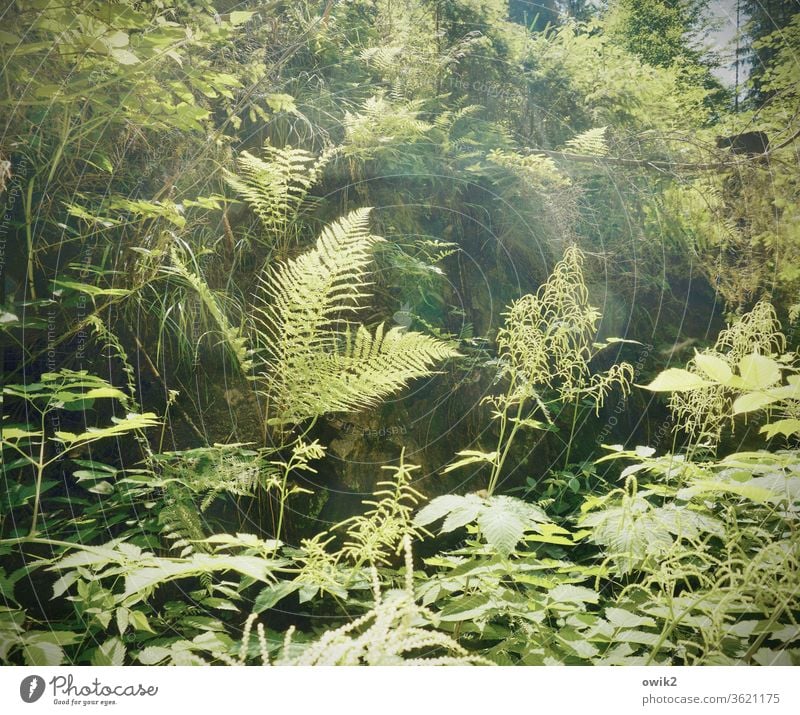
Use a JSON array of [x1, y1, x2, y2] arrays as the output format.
[[1, 0, 799, 666]]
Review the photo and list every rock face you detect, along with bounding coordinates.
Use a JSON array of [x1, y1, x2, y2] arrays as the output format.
[[715, 131, 769, 155]]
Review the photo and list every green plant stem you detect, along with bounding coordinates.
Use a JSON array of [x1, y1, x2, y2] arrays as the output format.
[[564, 395, 580, 469], [741, 595, 792, 664], [488, 398, 524, 496], [274, 466, 290, 546], [645, 575, 723, 665], [29, 413, 47, 537], [24, 177, 36, 300]]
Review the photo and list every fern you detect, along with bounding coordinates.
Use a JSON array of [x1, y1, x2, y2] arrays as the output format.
[[360, 45, 405, 74], [224, 141, 333, 252], [343, 95, 432, 160], [252, 208, 459, 425], [487, 149, 570, 190], [159, 485, 208, 558], [563, 126, 609, 156], [339, 452, 426, 567]]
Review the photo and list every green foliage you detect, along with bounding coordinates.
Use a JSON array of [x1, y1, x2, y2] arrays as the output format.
[[3, 0, 800, 673], [224, 142, 334, 256], [643, 301, 788, 451], [252, 207, 459, 426], [2, 370, 158, 536], [416, 494, 549, 556], [160, 247, 253, 372], [578, 477, 723, 575], [474, 245, 634, 493], [339, 455, 426, 566], [243, 538, 490, 666], [604, 0, 710, 69], [497, 245, 634, 410]]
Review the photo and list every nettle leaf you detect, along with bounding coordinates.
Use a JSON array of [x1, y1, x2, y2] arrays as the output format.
[[123, 554, 280, 600], [442, 450, 498, 473], [416, 494, 549, 553], [605, 607, 656, 629], [54, 413, 159, 445], [737, 354, 781, 390], [415, 493, 485, 533], [228, 10, 255, 26], [761, 419, 800, 439], [477, 496, 549, 555], [641, 368, 713, 392], [52, 571, 79, 599], [25, 631, 80, 646], [439, 593, 494, 622], [693, 353, 733, 384], [580, 497, 721, 574], [616, 629, 660, 646], [1, 426, 42, 441], [442, 498, 484, 532], [129, 611, 155, 633], [22, 637, 65, 666], [732, 391, 779, 415], [548, 584, 599, 605], [253, 582, 301, 614], [677, 479, 773, 504], [137, 646, 170, 665], [414, 495, 474, 528]]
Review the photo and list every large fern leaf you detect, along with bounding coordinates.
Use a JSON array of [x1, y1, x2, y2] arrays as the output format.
[[224, 142, 331, 238], [253, 208, 459, 425], [563, 126, 608, 156]]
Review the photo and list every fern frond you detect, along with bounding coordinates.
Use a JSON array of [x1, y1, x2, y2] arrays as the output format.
[[563, 126, 608, 156], [360, 45, 404, 73], [326, 323, 457, 414], [252, 208, 459, 425], [487, 149, 571, 190], [160, 485, 207, 558], [224, 141, 332, 241], [343, 96, 432, 160]]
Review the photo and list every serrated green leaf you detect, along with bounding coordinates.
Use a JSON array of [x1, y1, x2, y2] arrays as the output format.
[[760, 419, 800, 439], [477, 501, 525, 556], [23, 640, 64, 666], [677, 479, 773, 503], [732, 391, 779, 415], [640, 368, 713, 392], [253, 582, 300, 613], [415, 494, 476, 527], [442, 450, 497, 473], [229, 11, 255, 26], [737, 353, 781, 390], [605, 607, 656, 629], [129, 610, 154, 633], [548, 584, 599, 604], [694, 353, 733, 383], [92, 637, 126, 666]]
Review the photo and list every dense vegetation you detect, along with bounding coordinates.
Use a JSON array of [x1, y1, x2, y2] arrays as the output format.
[[1, 0, 799, 666]]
